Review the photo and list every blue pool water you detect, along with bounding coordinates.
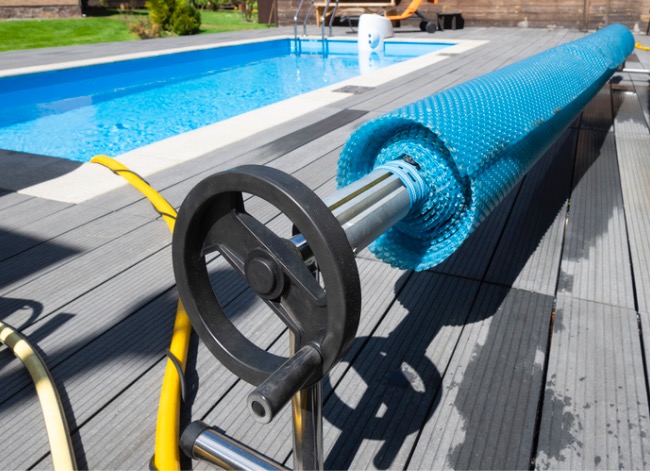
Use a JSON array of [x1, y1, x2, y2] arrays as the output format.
[[0, 38, 450, 162]]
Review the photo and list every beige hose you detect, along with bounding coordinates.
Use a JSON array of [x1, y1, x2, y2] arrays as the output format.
[[0, 321, 77, 470]]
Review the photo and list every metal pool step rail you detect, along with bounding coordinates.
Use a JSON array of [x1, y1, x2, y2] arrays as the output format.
[[293, 0, 339, 39]]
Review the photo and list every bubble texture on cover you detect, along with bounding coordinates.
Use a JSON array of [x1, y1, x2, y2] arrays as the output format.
[[337, 24, 634, 271]]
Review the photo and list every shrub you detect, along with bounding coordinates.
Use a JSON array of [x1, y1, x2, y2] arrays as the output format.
[[127, 16, 163, 38], [145, 0, 201, 35], [170, 0, 201, 34], [146, 0, 176, 29]]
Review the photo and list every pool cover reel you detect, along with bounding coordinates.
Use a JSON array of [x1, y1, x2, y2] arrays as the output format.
[[166, 26, 633, 466], [338, 24, 634, 271]]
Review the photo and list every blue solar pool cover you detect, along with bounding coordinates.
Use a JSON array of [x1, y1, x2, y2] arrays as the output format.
[[337, 24, 634, 271]]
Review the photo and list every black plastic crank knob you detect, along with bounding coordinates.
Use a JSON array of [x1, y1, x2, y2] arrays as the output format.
[[172, 165, 361, 388]]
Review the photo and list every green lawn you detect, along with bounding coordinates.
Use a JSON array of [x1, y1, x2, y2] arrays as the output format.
[[200, 10, 267, 33], [0, 9, 268, 52]]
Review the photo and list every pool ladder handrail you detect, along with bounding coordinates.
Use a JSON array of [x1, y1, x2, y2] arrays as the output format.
[[321, 0, 339, 39], [294, 0, 338, 40], [294, 0, 315, 38]]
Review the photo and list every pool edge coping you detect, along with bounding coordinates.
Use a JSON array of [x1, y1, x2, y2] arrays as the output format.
[[0, 35, 471, 78]]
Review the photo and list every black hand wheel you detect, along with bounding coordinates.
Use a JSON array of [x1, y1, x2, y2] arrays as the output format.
[[172, 165, 361, 389]]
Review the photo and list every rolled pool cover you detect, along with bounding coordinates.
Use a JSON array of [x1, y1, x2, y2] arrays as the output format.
[[337, 24, 634, 271]]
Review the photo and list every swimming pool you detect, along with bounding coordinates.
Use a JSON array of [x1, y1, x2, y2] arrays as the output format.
[[0, 38, 451, 162]]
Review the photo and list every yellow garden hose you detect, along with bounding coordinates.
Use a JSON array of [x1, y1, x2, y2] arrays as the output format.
[[91, 155, 191, 471], [91, 156, 176, 232], [636, 42, 650, 51], [0, 321, 77, 471]]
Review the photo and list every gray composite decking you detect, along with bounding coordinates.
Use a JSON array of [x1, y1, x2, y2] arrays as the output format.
[[1, 25, 650, 470]]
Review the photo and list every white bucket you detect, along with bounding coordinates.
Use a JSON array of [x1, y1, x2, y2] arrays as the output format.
[[357, 14, 394, 53]]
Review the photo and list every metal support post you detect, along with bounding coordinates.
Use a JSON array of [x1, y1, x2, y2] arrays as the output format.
[[290, 333, 324, 471]]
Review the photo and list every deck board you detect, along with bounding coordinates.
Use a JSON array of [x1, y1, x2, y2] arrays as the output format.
[[630, 45, 650, 128], [1, 26, 649, 471], [0, 210, 148, 296], [0, 191, 32, 211], [0, 203, 109, 263], [581, 85, 613, 131], [536, 296, 650, 469], [409, 286, 553, 470], [612, 85, 650, 136], [0, 219, 169, 328], [613, 89, 650, 313], [0, 196, 70, 230], [322, 272, 480, 470], [557, 129, 634, 308], [484, 129, 576, 295]]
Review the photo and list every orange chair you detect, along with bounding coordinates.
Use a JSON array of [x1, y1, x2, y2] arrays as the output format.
[[384, 0, 438, 32]]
